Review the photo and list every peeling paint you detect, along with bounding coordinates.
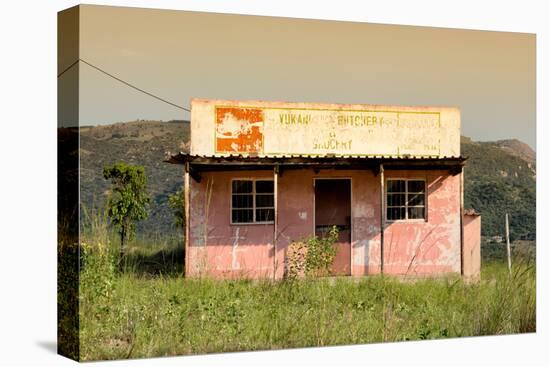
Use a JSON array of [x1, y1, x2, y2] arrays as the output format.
[[355, 204, 375, 218], [187, 168, 466, 279], [231, 227, 245, 270]]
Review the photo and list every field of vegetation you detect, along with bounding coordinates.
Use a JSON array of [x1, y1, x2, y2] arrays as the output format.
[[68, 132, 538, 361], [58, 121, 536, 361], [77, 213, 536, 361]]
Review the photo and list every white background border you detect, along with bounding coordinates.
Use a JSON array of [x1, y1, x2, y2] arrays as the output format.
[[0, 1, 546, 366]]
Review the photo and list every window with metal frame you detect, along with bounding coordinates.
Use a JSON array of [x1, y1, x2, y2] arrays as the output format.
[[386, 179, 426, 221], [231, 179, 274, 224]]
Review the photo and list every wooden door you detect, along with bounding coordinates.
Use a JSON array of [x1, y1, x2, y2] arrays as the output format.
[[314, 179, 351, 276]]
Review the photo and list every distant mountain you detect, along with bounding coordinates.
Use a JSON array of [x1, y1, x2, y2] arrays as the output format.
[[493, 139, 536, 166], [462, 136, 535, 241], [78, 121, 536, 241]]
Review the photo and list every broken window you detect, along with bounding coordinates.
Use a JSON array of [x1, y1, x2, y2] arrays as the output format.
[[386, 179, 426, 221], [231, 179, 274, 224]]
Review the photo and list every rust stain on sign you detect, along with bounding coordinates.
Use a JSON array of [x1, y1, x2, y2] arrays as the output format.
[[215, 107, 264, 153]]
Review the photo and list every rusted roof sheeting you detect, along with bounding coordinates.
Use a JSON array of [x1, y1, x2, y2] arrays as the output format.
[[165, 152, 467, 167], [168, 152, 461, 160]]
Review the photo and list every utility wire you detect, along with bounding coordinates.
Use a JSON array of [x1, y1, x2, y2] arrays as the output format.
[[57, 59, 79, 78], [57, 58, 191, 112]]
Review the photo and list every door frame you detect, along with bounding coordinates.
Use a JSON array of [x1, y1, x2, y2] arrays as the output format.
[[312, 177, 353, 276]]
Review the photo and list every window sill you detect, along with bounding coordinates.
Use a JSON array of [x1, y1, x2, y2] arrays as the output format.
[[230, 221, 275, 226], [385, 219, 428, 224]]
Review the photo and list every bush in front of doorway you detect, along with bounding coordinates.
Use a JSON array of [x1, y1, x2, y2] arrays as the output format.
[[286, 241, 307, 279], [286, 226, 339, 279]]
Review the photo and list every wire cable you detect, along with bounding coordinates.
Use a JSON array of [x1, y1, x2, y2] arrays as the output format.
[[57, 59, 79, 78], [57, 58, 190, 112]]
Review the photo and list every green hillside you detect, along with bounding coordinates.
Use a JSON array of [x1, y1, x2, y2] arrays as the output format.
[[78, 122, 536, 241], [79, 120, 189, 236], [462, 137, 536, 241]]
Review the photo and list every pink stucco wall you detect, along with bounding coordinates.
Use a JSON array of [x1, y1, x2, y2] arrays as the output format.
[[381, 170, 461, 276], [463, 214, 481, 280], [187, 168, 462, 279]]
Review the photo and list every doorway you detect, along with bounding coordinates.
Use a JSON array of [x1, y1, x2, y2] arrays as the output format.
[[314, 178, 352, 276]]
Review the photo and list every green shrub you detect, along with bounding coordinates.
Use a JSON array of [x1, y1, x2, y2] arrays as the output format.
[[80, 240, 117, 303], [58, 237, 80, 360], [286, 226, 339, 278]]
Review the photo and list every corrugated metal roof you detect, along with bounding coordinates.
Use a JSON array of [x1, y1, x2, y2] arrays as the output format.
[[164, 152, 467, 165], [171, 152, 461, 160]]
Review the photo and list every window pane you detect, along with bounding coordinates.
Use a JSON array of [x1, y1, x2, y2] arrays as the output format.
[[387, 207, 405, 220], [256, 208, 274, 222], [255, 180, 274, 193], [232, 194, 253, 208], [408, 207, 425, 219], [387, 180, 405, 193], [232, 209, 253, 223], [387, 193, 405, 206], [407, 180, 425, 193], [232, 180, 252, 194], [407, 193, 425, 206], [256, 194, 274, 208]]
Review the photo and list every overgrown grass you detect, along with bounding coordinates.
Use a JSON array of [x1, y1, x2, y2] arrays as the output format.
[[78, 212, 535, 361]]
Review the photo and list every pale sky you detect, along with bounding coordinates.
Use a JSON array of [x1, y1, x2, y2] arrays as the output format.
[[59, 5, 536, 148]]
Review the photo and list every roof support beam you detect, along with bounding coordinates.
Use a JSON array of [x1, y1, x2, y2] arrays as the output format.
[[189, 166, 202, 183], [184, 162, 190, 277], [273, 165, 279, 279], [379, 163, 385, 276]]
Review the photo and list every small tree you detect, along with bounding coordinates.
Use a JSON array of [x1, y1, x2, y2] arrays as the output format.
[[168, 189, 185, 270], [305, 226, 339, 277], [167, 189, 184, 228], [103, 162, 150, 267]]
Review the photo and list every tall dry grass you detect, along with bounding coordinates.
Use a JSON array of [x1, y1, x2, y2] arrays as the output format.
[[76, 209, 536, 361]]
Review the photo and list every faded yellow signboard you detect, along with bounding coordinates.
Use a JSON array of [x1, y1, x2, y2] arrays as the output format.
[[190, 99, 460, 158]]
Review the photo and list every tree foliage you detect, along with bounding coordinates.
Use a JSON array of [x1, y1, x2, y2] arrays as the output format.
[[103, 162, 151, 260], [464, 178, 535, 241], [305, 226, 339, 276], [462, 137, 536, 241], [167, 189, 184, 228], [286, 226, 339, 279]]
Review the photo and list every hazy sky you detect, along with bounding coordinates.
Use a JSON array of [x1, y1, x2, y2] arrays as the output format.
[[59, 5, 536, 148]]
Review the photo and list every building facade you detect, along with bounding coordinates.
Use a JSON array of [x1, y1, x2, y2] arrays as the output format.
[[167, 99, 480, 279]]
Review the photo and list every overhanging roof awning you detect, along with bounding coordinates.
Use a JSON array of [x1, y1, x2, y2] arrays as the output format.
[[165, 153, 467, 179]]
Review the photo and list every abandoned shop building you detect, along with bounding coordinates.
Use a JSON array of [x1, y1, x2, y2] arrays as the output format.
[[166, 99, 481, 279]]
